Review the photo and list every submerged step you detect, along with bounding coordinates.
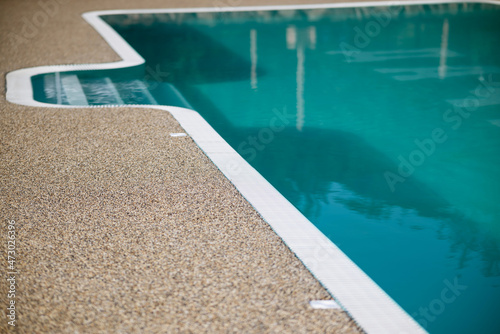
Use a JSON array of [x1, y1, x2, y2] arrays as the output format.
[[35, 72, 193, 107], [115, 79, 158, 105], [103, 77, 124, 104], [60, 74, 88, 106], [79, 77, 125, 105]]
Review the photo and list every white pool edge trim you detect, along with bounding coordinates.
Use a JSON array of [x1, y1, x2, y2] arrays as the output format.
[[8, 1, 497, 332]]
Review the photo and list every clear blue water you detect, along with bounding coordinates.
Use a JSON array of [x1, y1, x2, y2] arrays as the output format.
[[32, 3, 500, 333]]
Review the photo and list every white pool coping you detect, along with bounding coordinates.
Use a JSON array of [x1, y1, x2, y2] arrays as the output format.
[[7, 1, 498, 333]]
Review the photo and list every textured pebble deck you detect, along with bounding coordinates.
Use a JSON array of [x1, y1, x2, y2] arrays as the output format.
[[0, 0, 376, 333]]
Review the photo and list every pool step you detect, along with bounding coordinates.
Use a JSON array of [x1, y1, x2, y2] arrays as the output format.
[[103, 77, 124, 104], [114, 79, 159, 105], [60, 74, 89, 106], [78, 76, 127, 105], [55, 74, 158, 106], [50, 72, 193, 107]]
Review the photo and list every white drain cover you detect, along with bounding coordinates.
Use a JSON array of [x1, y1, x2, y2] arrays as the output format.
[[309, 300, 341, 309]]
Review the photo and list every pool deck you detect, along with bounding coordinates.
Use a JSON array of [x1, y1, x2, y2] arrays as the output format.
[[0, 0, 475, 333]]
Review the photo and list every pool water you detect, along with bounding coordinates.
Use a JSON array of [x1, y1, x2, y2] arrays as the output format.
[[32, 3, 500, 333]]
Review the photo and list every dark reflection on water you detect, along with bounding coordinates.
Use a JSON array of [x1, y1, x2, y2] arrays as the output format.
[[239, 126, 500, 269], [109, 19, 265, 85]]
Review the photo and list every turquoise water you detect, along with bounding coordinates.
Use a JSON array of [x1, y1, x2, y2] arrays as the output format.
[[32, 3, 500, 333]]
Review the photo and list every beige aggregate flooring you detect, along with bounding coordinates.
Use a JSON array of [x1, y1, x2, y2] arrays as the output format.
[[0, 0, 402, 333]]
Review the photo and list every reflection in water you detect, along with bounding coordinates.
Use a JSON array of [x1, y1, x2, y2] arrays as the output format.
[[327, 48, 462, 63], [296, 41, 305, 131], [308, 26, 316, 50], [286, 25, 296, 50], [250, 29, 258, 90], [286, 25, 305, 131], [438, 19, 449, 79], [290, 26, 317, 131], [246, 127, 449, 217], [374, 66, 500, 81]]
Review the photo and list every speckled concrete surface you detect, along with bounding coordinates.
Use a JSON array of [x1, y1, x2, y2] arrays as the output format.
[[0, 0, 372, 333]]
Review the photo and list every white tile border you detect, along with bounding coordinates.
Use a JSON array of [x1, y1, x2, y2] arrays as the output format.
[[7, 1, 498, 332]]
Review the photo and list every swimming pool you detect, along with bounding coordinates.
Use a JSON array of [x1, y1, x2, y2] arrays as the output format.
[[9, 2, 500, 333]]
